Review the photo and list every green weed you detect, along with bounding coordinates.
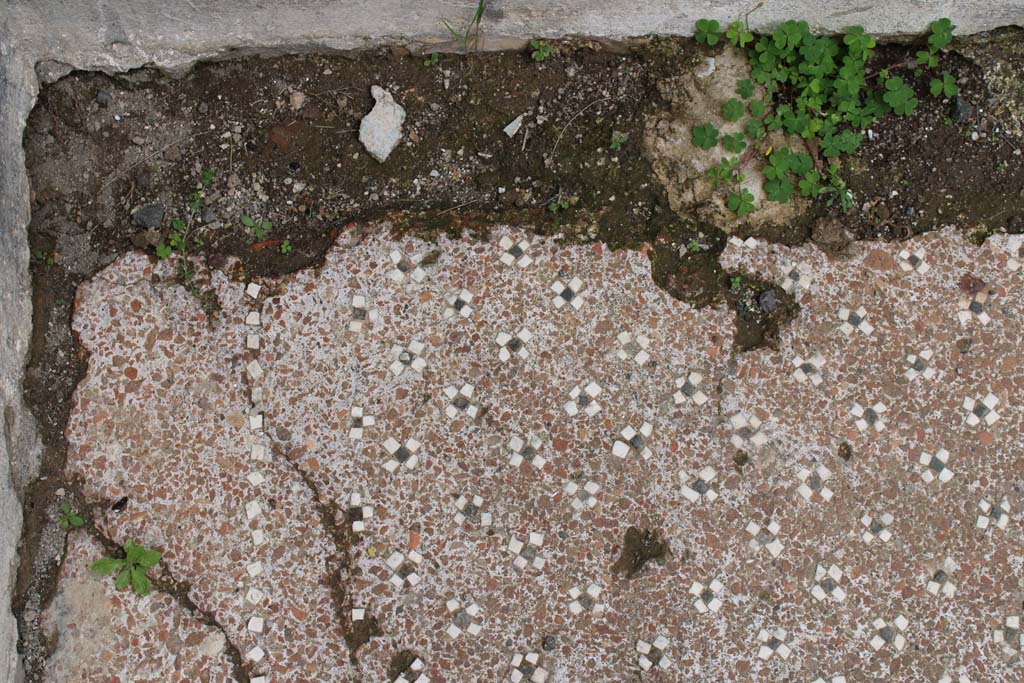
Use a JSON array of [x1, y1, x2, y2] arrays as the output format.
[[443, 0, 487, 53], [91, 539, 162, 596], [691, 16, 956, 217], [58, 500, 84, 531], [530, 40, 553, 62], [610, 131, 629, 151], [241, 215, 273, 242]]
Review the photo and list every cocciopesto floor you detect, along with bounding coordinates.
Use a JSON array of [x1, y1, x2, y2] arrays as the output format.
[[45, 224, 1024, 682]]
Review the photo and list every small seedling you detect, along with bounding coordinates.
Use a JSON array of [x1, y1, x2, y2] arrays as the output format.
[[929, 72, 957, 98], [729, 275, 744, 291], [548, 199, 570, 214], [530, 40, 553, 62], [241, 215, 273, 241], [280, 239, 294, 255], [687, 240, 702, 253], [91, 539, 162, 596], [33, 250, 58, 266], [708, 157, 744, 189], [155, 244, 172, 259], [58, 500, 84, 530], [423, 51, 440, 67], [200, 168, 216, 189], [610, 131, 629, 151]]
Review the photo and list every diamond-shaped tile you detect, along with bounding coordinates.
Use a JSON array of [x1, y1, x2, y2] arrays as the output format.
[[445, 599, 483, 639], [636, 636, 672, 671], [612, 422, 654, 460], [689, 579, 725, 614], [925, 559, 957, 598], [838, 305, 874, 337], [897, 248, 930, 274], [918, 448, 953, 483], [443, 288, 475, 319], [565, 381, 603, 417], [851, 401, 887, 433], [756, 627, 791, 660], [568, 583, 603, 616], [811, 564, 846, 602], [963, 392, 1000, 426], [499, 236, 533, 268], [496, 328, 531, 362], [453, 494, 492, 527], [509, 652, 548, 683], [508, 532, 546, 570], [616, 331, 651, 365], [383, 437, 422, 472], [792, 353, 825, 386], [797, 464, 834, 502], [869, 615, 909, 652], [389, 341, 428, 376], [905, 348, 935, 382], [390, 654, 428, 683], [681, 466, 718, 503], [444, 383, 480, 420], [385, 550, 423, 588], [861, 513, 894, 544], [349, 294, 380, 332], [994, 614, 1021, 656], [387, 250, 427, 284], [564, 479, 600, 510], [977, 497, 1010, 530], [730, 412, 768, 450], [674, 372, 708, 406], [507, 434, 546, 470], [957, 290, 992, 325], [746, 520, 784, 558], [347, 493, 374, 533], [550, 277, 585, 310], [781, 263, 812, 293], [349, 407, 374, 439]]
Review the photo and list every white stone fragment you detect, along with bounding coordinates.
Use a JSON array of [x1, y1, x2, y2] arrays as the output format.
[[245, 282, 261, 299], [503, 114, 525, 138], [245, 646, 265, 663], [245, 500, 262, 520], [359, 85, 406, 163]]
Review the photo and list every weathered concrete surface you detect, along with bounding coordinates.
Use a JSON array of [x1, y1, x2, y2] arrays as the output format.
[[1, 1, 1023, 681]]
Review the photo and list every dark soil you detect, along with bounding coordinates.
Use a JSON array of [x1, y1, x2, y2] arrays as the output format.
[[14, 33, 1024, 681], [612, 526, 668, 578], [841, 44, 1024, 242], [344, 615, 383, 662], [387, 650, 422, 680]]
